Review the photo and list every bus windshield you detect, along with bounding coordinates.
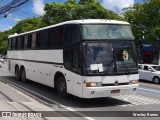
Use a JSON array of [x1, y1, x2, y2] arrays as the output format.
[[83, 41, 138, 75], [81, 24, 134, 40]]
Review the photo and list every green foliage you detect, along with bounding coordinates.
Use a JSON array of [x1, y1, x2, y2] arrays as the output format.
[[0, 17, 43, 54], [12, 17, 43, 34], [123, 0, 160, 46], [0, 29, 13, 54], [42, 0, 122, 25], [79, 0, 98, 5]]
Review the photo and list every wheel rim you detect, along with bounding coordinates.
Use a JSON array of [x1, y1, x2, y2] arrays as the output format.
[[154, 78, 159, 84]]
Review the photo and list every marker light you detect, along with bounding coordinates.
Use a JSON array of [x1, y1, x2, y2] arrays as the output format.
[[130, 80, 139, 84], [86, 82, 102, 87]]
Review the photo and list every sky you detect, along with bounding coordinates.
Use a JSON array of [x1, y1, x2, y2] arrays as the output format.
[[0, 0, 144, 32]]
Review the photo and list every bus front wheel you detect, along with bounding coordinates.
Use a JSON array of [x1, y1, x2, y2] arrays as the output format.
[[57, 77, 67, 98], [20, 67, 27, 83]]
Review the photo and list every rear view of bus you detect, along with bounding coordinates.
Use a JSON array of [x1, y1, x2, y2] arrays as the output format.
[[74, 20, 139, 98]]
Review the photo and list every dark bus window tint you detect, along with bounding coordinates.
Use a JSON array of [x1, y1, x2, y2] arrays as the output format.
[[32, 32, 37, 48], [12, 37, 16, 50], [15, 37, 18, 49], [71, 25, 79, 45], [58, 27, 63, 48], [39, 30, 48, 49], [64, 48, 72, 69], [63, 25, 72, 47], [48, 28, 54, 49], [53, 27, 59, 49], [20, 36, 24, 49], [27, 34, 32, 48], [36, 32, 40, 48], [24, 35, 28, 49], [8, 39, 11, 50], [63, 24, 80, 48], [17, 37, 21, 49]]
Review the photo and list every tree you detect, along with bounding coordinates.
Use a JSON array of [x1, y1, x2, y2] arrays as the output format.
[[123, 0, 160, 46], [42, 0, 122, 26], [0, 29, 13, 54], [12, 17, 43, 34], [0, 17, 43, 54], [79, 0, 98, 5]]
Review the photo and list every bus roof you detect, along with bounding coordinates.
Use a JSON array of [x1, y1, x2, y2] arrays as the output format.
[[9, 19, 129, 38]]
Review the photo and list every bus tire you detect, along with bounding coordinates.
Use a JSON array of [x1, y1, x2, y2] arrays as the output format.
[[20, 67, 27, 83], [57, 77, 67, 98], [15, 66, 20, 81]]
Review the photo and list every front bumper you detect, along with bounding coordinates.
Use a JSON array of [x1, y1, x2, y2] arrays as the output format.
[[82, 84, 139, 98]]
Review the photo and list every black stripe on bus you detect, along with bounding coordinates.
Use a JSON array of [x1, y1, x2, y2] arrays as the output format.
[[7, 58, 63, 65]]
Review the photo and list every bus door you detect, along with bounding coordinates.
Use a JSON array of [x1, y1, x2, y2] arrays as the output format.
[[63, 24, 83, 97]]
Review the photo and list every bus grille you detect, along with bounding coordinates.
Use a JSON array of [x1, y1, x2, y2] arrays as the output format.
[[102, 82, 129, 86]]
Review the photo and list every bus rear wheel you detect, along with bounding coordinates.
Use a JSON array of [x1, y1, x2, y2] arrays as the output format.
[[57, 77, 67, 98], [20, 67, 27, 83], [15, 66, 20, 81]]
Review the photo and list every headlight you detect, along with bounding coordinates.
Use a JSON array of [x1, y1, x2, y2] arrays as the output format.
[[130, 80, 139, 84], [86, 82, 102, 87]]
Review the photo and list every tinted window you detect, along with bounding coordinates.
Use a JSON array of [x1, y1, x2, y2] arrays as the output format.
[[24, 35, 28, 49], [64, 48, 72, 69], [8, 39, 11, 50], [20, 36, 24, 49], [144, 66, 149, 70], [63, 24, 80, 48], [27, 34, 32, 48], [39, 30, 48, 49], [32, 33, 37, 48], [12, 37, 16, 50]]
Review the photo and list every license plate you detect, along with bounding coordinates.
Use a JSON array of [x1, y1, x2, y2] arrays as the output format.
[[111, 90, 120, 93]]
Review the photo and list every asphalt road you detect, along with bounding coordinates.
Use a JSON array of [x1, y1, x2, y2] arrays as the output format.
[[0, 62, 160, 120]]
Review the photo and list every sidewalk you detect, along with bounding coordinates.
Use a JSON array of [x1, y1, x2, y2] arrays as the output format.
[[0, 80, 70, 120]]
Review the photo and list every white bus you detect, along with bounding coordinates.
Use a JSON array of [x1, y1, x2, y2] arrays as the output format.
[[7, 19, 139, 98]]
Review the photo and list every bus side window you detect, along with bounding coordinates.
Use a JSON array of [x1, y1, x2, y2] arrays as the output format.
[[27, 34, 32, 48], [24, 35, 28, 49], [72, 25, 79, 45], [8, 39, 11, 50], [48, 28, 54, 49], [63, 24, 79, 47], [39, 30, 48, 49], [58, 27, 63, 48], [72, 47, 82, 73], [12, 37, 16, 50], [31, 32, 37, 49], [17, 37, 21, 49], [15, 37, 18, 49], [20, 36, 24, 49], [36, 32, 40, 48], [63, 48, 72, 69]]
